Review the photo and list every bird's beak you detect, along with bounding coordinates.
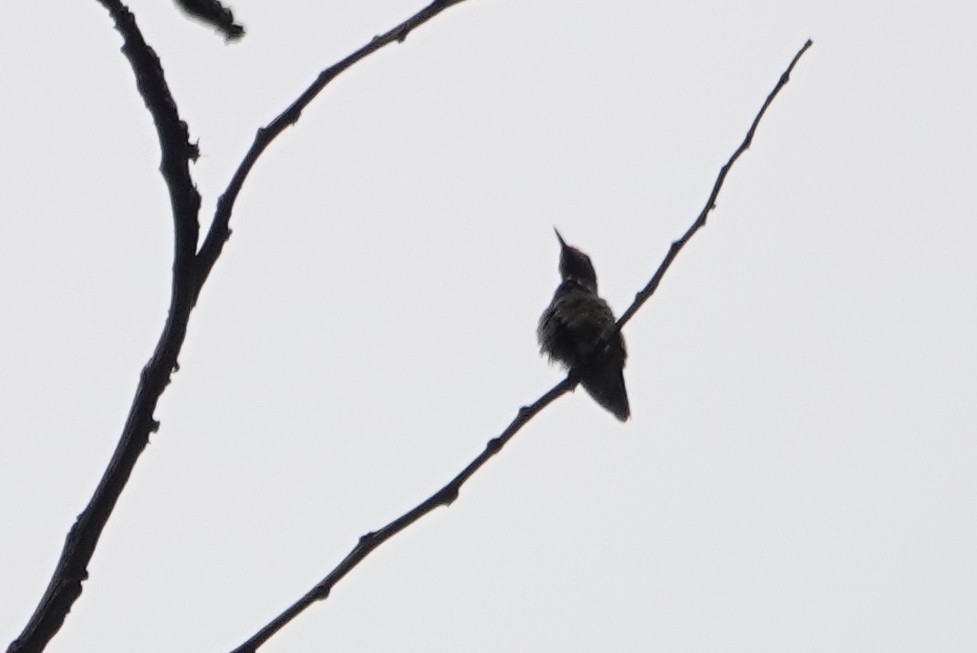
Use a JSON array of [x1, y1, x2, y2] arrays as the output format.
[[553, 227, 568, 249]]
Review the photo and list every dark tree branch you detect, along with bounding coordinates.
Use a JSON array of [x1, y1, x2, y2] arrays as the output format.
[[617, 39, 814, 330], [173, 0, 245, 41], [227, 39, 814, 653], [7, 3, 202, 653], [228, 381, 572, 653], [9, 2, 475, 653], [192, 0, 470, 306]]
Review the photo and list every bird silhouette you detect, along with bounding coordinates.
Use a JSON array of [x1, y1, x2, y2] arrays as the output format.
[[538, 229, 630, 421]]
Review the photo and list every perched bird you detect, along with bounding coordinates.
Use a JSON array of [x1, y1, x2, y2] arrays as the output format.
[[538, 229, 630, 421]]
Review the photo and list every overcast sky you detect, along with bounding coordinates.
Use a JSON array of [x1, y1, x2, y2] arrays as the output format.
[[2, 1, 976, 651]]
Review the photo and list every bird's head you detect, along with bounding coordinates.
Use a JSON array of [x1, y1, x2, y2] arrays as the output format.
[[554, 228, 598, 292]]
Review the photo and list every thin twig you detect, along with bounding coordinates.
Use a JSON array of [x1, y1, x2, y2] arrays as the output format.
[[617, 39, 814, 330], [228, 39, 814, 653], [191, 0, 471, 306]]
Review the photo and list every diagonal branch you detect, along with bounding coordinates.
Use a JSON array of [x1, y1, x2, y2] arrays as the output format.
[[191, 0, 471, 306], [7, 3, 202, 653], [617, 39, 814, 330], [227, 39, 814, 653]]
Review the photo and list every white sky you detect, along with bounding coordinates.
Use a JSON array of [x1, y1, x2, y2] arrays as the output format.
[[2, 1, 976, 651]]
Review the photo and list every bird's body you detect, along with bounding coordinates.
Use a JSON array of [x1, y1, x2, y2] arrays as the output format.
[[538, 230, 630, 421]]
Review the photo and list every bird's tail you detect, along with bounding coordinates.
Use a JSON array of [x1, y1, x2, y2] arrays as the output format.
[[581, 361, 630, 422]]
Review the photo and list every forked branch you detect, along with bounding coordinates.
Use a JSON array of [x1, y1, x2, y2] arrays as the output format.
[[7, 2, 472, 653]]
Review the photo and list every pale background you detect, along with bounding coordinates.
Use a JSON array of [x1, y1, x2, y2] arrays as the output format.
[[2, 1, 975, 651]]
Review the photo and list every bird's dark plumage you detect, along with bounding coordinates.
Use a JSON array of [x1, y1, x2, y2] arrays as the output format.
[[538, 229, 630, 421]]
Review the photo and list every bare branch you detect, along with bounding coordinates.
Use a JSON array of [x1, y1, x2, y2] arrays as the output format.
[[192, 0, 471, 306], [228, 381, 571, 653], [9, 2, 475, 652], [227, 39, 814, 653], [617, 39, 814, 329], [7, 3, 202, 653]]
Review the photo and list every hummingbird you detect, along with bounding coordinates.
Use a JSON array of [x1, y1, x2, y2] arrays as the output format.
[[538, 229, 630, 421]]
